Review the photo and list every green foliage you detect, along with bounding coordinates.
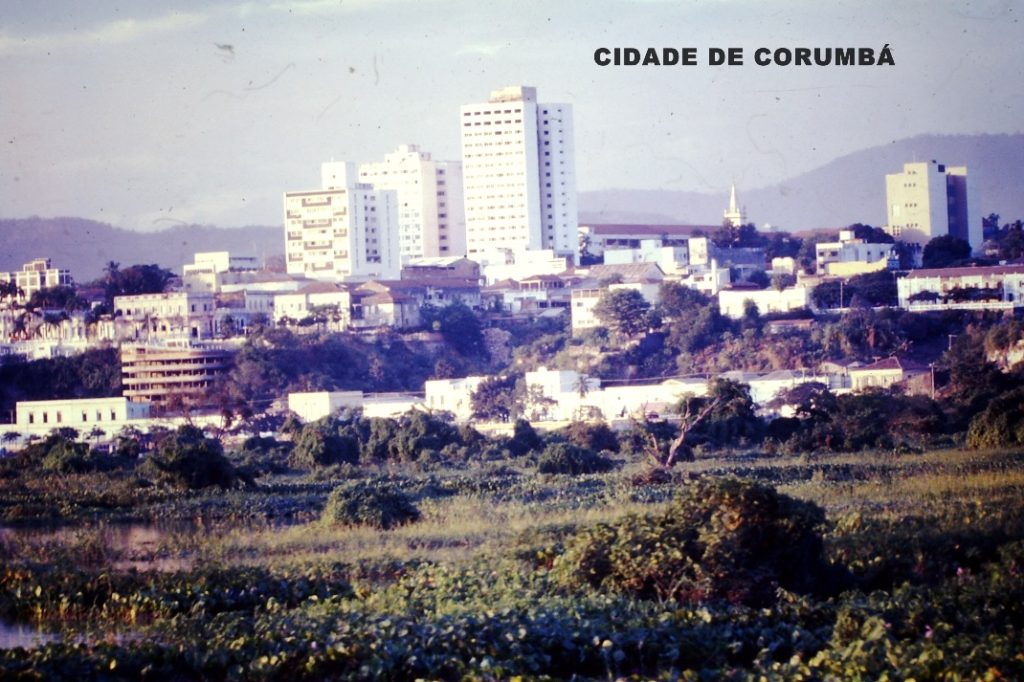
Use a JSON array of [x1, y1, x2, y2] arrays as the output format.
[[470, 375, 519, 421], [420, 302, 488, 358], [142, 425, 238, 490], [922, 234, 972, 268], [289, 417, 360, 469], [508, 418, 542, 456], [0, 348, 122, 419], [561, 420, 620, 453], [537, 442, 615, 475], [812, 271, 897, 309], [966, 386, 1024, 448], [593, 288, 654, 338], [40, 438, 97, 474], [556, 477, 830, 605], [321, 479, 420, 529]]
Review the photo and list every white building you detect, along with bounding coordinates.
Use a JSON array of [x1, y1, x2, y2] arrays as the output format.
[[15, 397, 150, 432], [285, 161, 400, 282], [461, 86, 578, 262], [287, 391, 364, 423], [181, 252, 259, 293], [718, 286, 810, 318], [424, 376, 488, 421], [815, 230, 896, 277], [113, 292, 216, 341], [358, 144, 466, 261], [885, 160, 982, 252], [0, 258, 72, 303], [477, 248, 570, 285], [897, 264, 1024, 311], [273, 282, 353, 327]]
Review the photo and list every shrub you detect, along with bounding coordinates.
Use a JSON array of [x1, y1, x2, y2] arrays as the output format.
[[555, 477, 832, 606], [142, 425, 238, 490], [289, 418, 360, 469], [966, 386, 1024, 449], [321, 480, 420, 530], [537, 443, 615, 475]]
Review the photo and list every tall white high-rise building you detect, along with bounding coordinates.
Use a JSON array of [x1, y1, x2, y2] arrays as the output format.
[[885, 160, 982, 253], [357, 144, 466, 261], [284, 162, 400, 281], [460, 86, 579, 262]]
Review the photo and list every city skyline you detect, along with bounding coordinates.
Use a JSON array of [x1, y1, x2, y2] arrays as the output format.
[[2, 0, 1021, 231]]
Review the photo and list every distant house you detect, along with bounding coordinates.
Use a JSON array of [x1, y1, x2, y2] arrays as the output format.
[[718, 286, 810, 319], [849, 357, 930, 392], [570, 263, 665, 333], [897, 264, 1024, 311]]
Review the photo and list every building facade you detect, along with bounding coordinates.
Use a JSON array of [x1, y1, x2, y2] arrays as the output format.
[[358, 144, 466, 260], [0, 258, 72, 303], [284, 162, 400, 282], [460, 86, 578, 262], [121, 343, 234, 412], [16, 396, 151, 431], [885, 160, 982, 252], [113, 292, 215, 341], [897, 264, 1024, 311]]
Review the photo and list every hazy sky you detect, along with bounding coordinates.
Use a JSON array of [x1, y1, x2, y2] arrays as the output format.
[[2, 0, 1021, 230]]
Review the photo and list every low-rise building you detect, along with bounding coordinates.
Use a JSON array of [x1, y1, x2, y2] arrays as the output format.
[[424, 376, 488, 420], [897, 264, 1024, 311], [114, 292, 216, 341], [570, 263, 665, 334], [15, 396, 151, 432], [718, 286, 810, 318], [849, 357, 929, 392], [121, 343, 235, 413], [815, 230, 896, 277], [287, 391, 364, 422], [273, 282, 353, 328]]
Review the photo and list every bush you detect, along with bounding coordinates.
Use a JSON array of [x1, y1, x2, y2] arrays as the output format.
[[40, 438, 97, 474], [321, 480, 420, 530], [537, 443, 615, 475], [142, 425, 238, 490], [966, 386, 1024, 449], [289, 418, 360, 469], [555, 477, 832, 606]]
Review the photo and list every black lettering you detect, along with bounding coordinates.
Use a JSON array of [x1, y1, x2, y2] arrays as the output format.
[[878, 43, 895, 65], [624, 47, 641, 66], [835, 48, 854, 65], [859, 47, 875, 65], [727, 47, 743, 65], [662, 48, 679, 66], [594, 48, 611, 66], [774, 47, 792, 66], [794, 47, 811, 65], [681, 47, 697, 65], [709, 47, 725, 65], [814, 48, 831, 66], [755, 47, 771, 65], [642, 47, 660, 65]]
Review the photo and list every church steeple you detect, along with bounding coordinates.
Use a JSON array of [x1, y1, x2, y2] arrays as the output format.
[[723, 183, 747, 227]]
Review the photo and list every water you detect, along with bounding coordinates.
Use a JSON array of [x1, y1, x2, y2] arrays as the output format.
[[0, 621, 61, 650]]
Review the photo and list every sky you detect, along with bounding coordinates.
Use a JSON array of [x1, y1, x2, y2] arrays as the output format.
[[1, 0, 1021, 231]]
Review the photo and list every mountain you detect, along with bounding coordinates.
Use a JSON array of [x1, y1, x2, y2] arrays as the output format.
[[0, 218, 283, 282], [580, 134, 1024, 232]]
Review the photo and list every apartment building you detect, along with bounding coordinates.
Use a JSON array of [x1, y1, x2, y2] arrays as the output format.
[[885, 160, 982, 252], [460, 86, 578, 262], [358, 144, 466, 260], [284, 161, 400, 281]]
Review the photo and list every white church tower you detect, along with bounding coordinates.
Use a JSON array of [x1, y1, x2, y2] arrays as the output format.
[[723, 184, 747, 227]]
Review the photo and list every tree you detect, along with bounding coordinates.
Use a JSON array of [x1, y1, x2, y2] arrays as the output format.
[[471, 375, 520, 421], [421, 302, 487, 358], [143, 425, 239, 489], [593, 289, 653, 338], [746, 269, 771, 289], [922, 235, 971, 269], [289, 417, 360, 469]]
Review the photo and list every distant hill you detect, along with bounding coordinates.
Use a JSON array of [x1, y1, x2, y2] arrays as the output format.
[[580, 133, 1024, 232], [0, 218, 283, 282]]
